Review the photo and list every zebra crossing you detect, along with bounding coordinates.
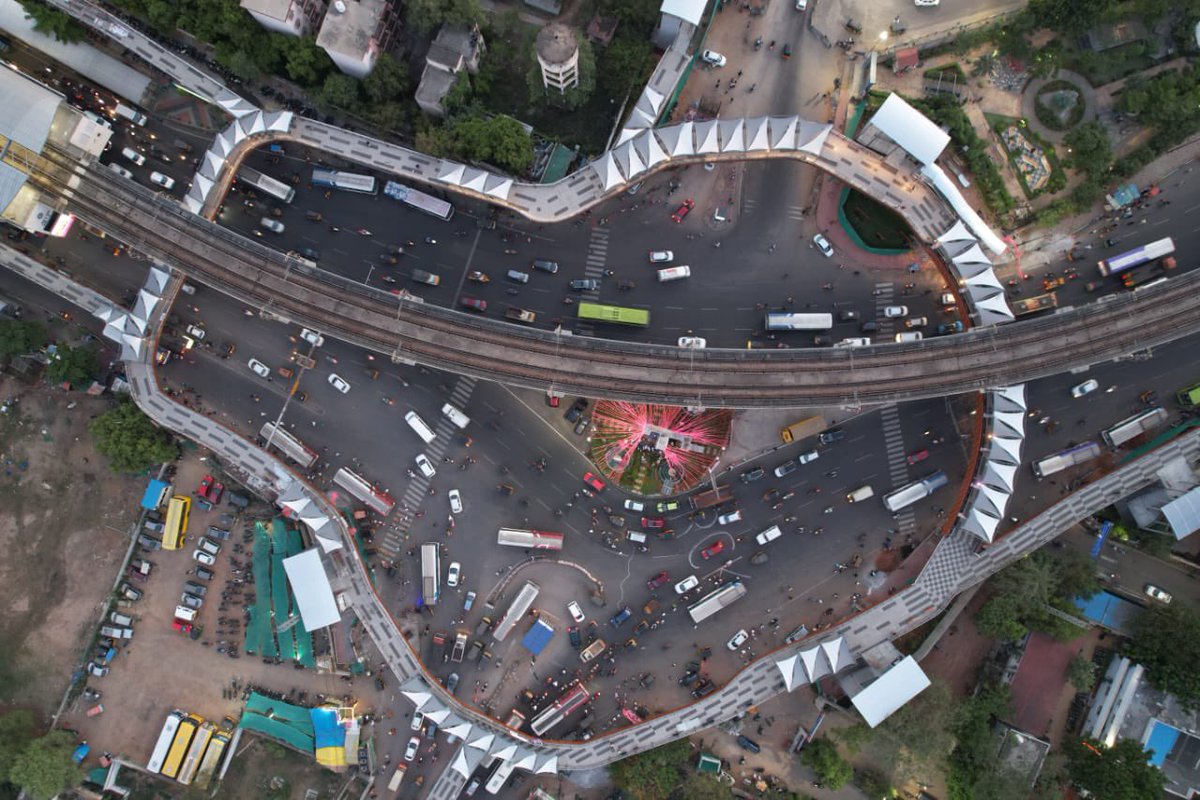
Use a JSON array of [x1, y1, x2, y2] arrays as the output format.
[[786, 205, 805, 222], [873, 282, 896, 338], [574, 226, 610, 335], [378, 376, 478, 558], [879, 403, 916, 536]]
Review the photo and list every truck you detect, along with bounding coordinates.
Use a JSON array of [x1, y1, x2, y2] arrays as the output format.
[[506, 307, 537, 324], [113, 103, 148, 126], [1011, 293, 1058, 317], [688, 484, 734, 510], [780, 416, 826, 444], [450, 630, 468, 663]]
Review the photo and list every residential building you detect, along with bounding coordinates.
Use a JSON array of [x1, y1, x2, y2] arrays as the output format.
[[316, 0, 400, 78], [240, 0, 327, 37], [415, 25, 485, 117]]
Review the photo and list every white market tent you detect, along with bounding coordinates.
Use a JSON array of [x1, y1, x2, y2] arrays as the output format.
[[659, 0, 707, 25], [868, 93, 950, 166], [850, 656, 932, 727], [281, 549, 341, 631]]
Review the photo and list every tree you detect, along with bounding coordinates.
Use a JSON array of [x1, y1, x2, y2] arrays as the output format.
[[1065, 737, 1165, 799], [801, 738, 852, 790], [669, 772, 732, 800], [975, 550, 1097, 642], [363, 53, 410, 104], [404, 0, 483, 34], [1028, 0, 1118, 32], [0, 711, 34, 786], [7, 730, 79, 800], [44, 344, 96, 387], [600, 37, 653, 98], [14, 1, 86, 43], [282, 38, 331, 87], [609, 739, 691, 800], [855, 766, 893, 799], [1127, 603, 1200, 705], [1067, 654, 1097, 691], [1064, 120, 1113, 178], [317, 73, 361, 112], [89, 401, 179, 473], [0, 320, 47, 359], [446, 115, 533, 174], [974, 593, 1029, 641]]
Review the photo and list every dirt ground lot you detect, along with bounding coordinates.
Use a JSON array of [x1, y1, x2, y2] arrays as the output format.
[[0, 376, 142, 715]]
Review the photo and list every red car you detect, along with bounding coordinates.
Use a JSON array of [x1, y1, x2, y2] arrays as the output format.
[[906, 449, 929, 465], [546, 394, 560, 408], [646, 571, 670, 591], [641, 516, 666, 529], [671, 198, 695, 223], [198, 474, 224, 504], [583, 472, 606, 492], [460, 296, 487, 312], [700, 540, 725, 559], [172, 619, 192, 634]]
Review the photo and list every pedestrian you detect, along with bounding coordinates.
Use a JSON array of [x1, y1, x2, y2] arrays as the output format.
[[748, 84, 756, 93]]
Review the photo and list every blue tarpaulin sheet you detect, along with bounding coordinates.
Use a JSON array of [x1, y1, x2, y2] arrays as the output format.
[[310, 706, 344, 750], [141, 479, 169, 510], [521, 619, 554, 655], [1146, 720, 1179, 766], [1073, 591, 1143, 634]]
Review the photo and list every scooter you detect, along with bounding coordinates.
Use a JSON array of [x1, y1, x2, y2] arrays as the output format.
[[753, 36, 763, 51]]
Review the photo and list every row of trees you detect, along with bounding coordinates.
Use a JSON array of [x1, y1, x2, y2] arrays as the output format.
[[0, 710, 81, 800], [973, 549, 1099, 642]]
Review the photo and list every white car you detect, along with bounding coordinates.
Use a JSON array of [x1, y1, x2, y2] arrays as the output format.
[[756, 527, 782, 545], [813, 233, 834, 257], [260, 217, 285, 233], [914, 0, 939, 5], [567, 601, 586, 623], [726, 629, 750, 651], [327, 373, 350, 394], [649, 250, 674, 263], [701, 49, 727, 67], [674, 575, 700, 594], [1071, 379, 1099, 398], [415, 454, 436, 478], [797, 450, 819, 465], [796, 0, 808, 8], [404, 736, 420, 761], [623, 499, 645, 512], [248, 359, 270, 378], [121, 146, 146, 166], [185, 324, 205, 340], [717, 509, 742, 525], [150, 171, 175, 190], [678, 336, 707, 349], [87, 662, 109, 677], [1144, 584, 1173, 603], [193, 550, 216, 566], [410, 711, 426, 731], [448, 489, 463, 514], [300, 328, 325, 346], [108, 163, 133, 179], [883, 305, 908, 318], [447, 562, 461, 588]]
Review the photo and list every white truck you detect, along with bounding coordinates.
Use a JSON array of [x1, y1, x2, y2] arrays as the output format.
[[113, 104, 147, 126]]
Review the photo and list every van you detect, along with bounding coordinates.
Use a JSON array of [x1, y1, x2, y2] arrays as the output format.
[[628, 531, 647, 544], [506, 270, 530, 284], [387, 765, 407, 791], [109, 611, 133, 626], [905, 317, 928, 329], [99, 625, 132, 639], [894, 331, 923, 343], [847, 485, 874, 503], [174, 605, 197, 622], [121, 147, 146, 166], [835, 338, 871, 348], [532, 260, 559, 273], [114, 104, 148, 126], [84, 111, 113, 130], [404, 411, 436, 444], [580, 639, 607, 662], [656, 266, 691, 282], [441, 403, 470, 429]]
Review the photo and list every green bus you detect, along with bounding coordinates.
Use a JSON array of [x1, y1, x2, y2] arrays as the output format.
[[1178, 382, 1200, 408], [577, 302, 650, 327]]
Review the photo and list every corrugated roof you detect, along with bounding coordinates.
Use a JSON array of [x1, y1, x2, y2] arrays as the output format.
[[869, 93, 950, 166]]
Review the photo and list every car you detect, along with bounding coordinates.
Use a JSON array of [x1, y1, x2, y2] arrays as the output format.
[[574, 416, 590, 435], [532, 259, 560, 273], [936, 321, 964, 335], [565, 398, 589, 423], [415, 454, 436, 478], [295, 246, 320, 261], [761, 488, 782, 504], [674, 575, 699, 594], [819, 429, 845, 445], [671, 199, 695, 223], [404, 736, 420, 761], [740, 467, 765, 484], [641, 516, 666, 529], [567, 600, 586, 623], [678, 336, 707, 349], [646, 571, 670, 591], [121, 146, 146, 166], [108, 163, 133, 179], [797, 450, 819, 465], [701, 540, 725, 559], [756, 527, 782, 545], [327, 373, 350, 394], [198, 536, 220, 555], [773, 460, 797, 478], [260, 217, 284, 233], [656, 499, 680, 513], [914, 0, 939, 5], [149, 171, 175, 189], [736, 734, 761, 753], [448, 489, 463, 514], [570, 279, 600, 291], [248, 359, 270, 378], [906, 316, 928, 329], [198, 474, 224, 503], [1071, 379, 1099, 398], [184, 581, 208, 597], [185, 324, 205, 340], [180, 592, 203, 609], [691, 678, 717, 699], [300, 328, 324, 346], [194, 566, 214, 581], [717, 509, 742, 525], [411, 711, 426, 731], [883, 305, 908, 318], [193, 550, 216, 566], [1144, 584, 1173, 603], [447, 562, 461, 588], [583, 472, 606, 491], [649, 250, 674, 263], [813, 233, 834, 257], [459, 296, 487, 312], [907, 449, 929, 465], [796, 0, 808, 8], [727, 629, 750, 650], [609, 606, 633, 627], [623, 499, 645, 512], [172, 619, 193, 634], [838, 310, 860, 322], [701, 49, 727, 67], [87, 662, 109, 677], [567, 626, 582, 649], [463, 591, 476, 612]]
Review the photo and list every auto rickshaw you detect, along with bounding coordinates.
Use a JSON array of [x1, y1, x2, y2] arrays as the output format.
[[305, 210, 322, 222], [467, 270, 490, 283]]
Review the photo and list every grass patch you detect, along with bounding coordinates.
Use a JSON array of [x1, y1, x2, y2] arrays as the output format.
[[842, 190, 913, 250], [1063, 40, 1155, 87], [923, 62, 966, 82], [985, 112, 1068, 199]]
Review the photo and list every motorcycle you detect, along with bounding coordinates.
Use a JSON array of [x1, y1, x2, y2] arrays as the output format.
[[381, 396, 395, 405], [356, 228, 372, 236], [823, 506, 834, 514], [563, 297, 575, 305], [425, 236, 437, 244], [753, 36, 763, 51], [380, 275, 397, 284]]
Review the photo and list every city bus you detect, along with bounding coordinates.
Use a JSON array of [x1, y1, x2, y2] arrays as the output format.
[[1011, 292, 1058, 317], [383, 180, 455, 220], [236, 166, 295, 204], [1097, 236, 1174, 277], [176, 720, 215, 785], [160, 713, 201, 779], [146, 711, 184, 773], [259, 422, 319, 469], [421, 543, 440, 607], [333, 467, 395, 515], [163, 495, 190, 550], [496, 528, 564, 550], [882, 470, 949, 513], [484, 758, 516, 794], [577, 302, 650, 327], [1031, 442, 1103, 478], [192, 730, 229, 790], [529, 681, 591, 736], [492, 581, 540, 642], [687, 580, 748, 624], [1101, 407, 1169, 448], [764, 312, 833, 331], [1177, 382, 1200, 408], [1121, 262, 1166, 289], [311, 168, 378, 195]]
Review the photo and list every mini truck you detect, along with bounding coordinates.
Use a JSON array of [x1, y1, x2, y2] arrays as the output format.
[[505, 307, 537, 324], [450, 630, 468, 663]]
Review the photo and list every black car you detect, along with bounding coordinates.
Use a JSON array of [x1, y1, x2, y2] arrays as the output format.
[[298, 246, 320, 261], [194, 566, 215, 581], [565, 398, 589, 423], [570, 279, 599, 291], [184, 581, 208, 597], [736, 734, 761, 753], [568, 626, 582, 649], [838, 309, 860, 322], [819, 429, 845, 445], [740, 467, 765, 484]]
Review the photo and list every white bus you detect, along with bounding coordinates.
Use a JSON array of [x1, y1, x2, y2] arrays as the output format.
[[529, 681, 591, 737], [883, 471, 949, 513], [764, 312, 833, 331], [421, 543, 440, 607], [1031, 442, 1103, 478], [1101, 407, 1169, 448], [259, 422, 319, 469], [497, 528, 564, 551], [146, 711, 183, 774], [333, 467, 395, 515], [176, 720, 215, 785], [404, 410, 436, 444], [492, 581, 540, 642], [687, 580, 747, 624], [236, 166, 295, 204], [311, 167, 378, 195], [485, 759, 516, 794], [384, 180, 455, 221]]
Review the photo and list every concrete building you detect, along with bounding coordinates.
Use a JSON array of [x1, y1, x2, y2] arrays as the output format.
[[414, 25, 486, 117], [535, 23, 580, 93], [240, 0, 327, 37], [316, 0, 399, 79]]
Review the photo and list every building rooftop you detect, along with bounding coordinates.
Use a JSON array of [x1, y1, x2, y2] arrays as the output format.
[[0, 69, 64, 213], [317, 0, 389, 60], [240, 0, 294, 18], [536, 23, 578, 63], [414, 64, 458, 109]]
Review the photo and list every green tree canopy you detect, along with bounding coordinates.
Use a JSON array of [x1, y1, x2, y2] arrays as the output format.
[[600, 37, 653, 99], [317, 73, 362, 112], [0, 710, 35, 786], [15, 1, 86, 42], [948, 683, 1013, 797], [363, 53, 411, 104], [89, 401, 179, 473], [801, 738, 852, 790], [445, 115, 533, 174], [1068, 654, 1097, 691], [1028, 0, 1118, 32], [1065, 737, 1165, 799], [669, 772, 732, 800], [44, 344, 96, 387], [609, 739, 692, 800], [7, 730, 79, 800], [404, 0, 483, 34], [1127, 603, 1200, 705], [0, 320, 47, 359], [1063, 120, 1113, 178], [974, 550, 1098, 641]]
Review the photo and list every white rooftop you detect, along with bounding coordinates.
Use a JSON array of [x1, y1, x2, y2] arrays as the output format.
[[660, 0, 707, 25], [869, 93, 951, 166], [850, 655, 931, 727], [282, 548, 341, 631]]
